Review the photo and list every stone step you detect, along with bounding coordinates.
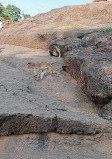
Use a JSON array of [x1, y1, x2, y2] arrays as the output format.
[[0, 111, 111, 136]]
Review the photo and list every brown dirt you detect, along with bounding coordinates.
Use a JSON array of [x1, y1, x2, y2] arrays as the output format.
[[0, 1, 112, 49]]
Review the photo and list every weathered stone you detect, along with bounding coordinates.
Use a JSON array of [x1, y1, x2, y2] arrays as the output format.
[[99, 101, 112, 121], [93, 0, 108, 2], [0, 112, 112, 136], [49, 38, 81, 57], [0, 133, 112, 159], [0, 113, 57, 136], [93, 0, 112, 2], [81, 31, 112, 47], [62, 32, 112, 106], [56, 112, 112, 134]]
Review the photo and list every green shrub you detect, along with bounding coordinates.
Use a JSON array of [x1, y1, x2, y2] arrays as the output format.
[[101, 27, 112, 32]]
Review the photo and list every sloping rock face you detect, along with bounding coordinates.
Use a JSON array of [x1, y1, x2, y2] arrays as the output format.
[[93, 0, 112, 2], [93, 0, 108, 2], [49, 31, 112, 106], [0, 1, 112, 49]]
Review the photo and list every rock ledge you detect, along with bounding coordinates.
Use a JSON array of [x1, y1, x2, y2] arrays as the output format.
[[0, 112, 111, 136]]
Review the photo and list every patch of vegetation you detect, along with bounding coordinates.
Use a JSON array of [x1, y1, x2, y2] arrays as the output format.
[[0, 2, 31, 23], [58, 23, 88, 30], [101, 27, 112, 32]]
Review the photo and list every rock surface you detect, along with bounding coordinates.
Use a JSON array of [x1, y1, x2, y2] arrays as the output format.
[[93, 0, 108, 2], [93, 0, 112, 2], [0, 1, 112, 49], [0, 133, 112, 159], [99, 101, 112, 121], [0, 44, 111, 137], [0, 112, 111, 136], [49, 38, 82, 57], [56, 112, 111, 134], [50, 31, 112, 106], [0, 1, 112, 158], [0, 113, 57, 136]]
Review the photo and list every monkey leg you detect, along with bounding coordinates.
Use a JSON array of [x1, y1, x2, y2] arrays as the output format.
[[48, 66, 57, 75], [40, 70, 47, 79], [34, 68, 38, 76], [33, 68, 40, 80]]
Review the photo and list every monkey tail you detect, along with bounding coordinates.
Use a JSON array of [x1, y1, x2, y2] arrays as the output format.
[[51, 46, 61, 65]]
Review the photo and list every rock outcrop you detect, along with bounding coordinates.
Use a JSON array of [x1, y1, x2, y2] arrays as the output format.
[[93, 0, 108, 2], [99, 101, 112, 121], [49, 31, 112, 107], [0, 1, 112, 49], [49, 38, 82, 57], [0, 112, 111, 136], [93, 0, 112, 2]]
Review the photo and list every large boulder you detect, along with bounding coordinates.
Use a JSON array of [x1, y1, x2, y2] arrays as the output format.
[[49, 31, 112, 106], [49, 38, 81, 57], [63, 32, 112, 106]]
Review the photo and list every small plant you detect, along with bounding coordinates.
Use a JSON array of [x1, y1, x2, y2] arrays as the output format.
[[101, 27, 112, 32]]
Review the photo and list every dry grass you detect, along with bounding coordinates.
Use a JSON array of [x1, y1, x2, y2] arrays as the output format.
[[58, 23, 89, 30]]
